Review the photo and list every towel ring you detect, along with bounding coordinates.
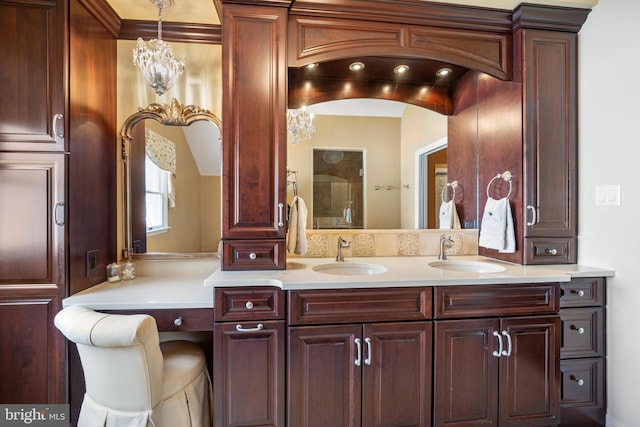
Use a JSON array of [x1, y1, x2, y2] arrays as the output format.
[[441, 181, 458, 203], [486, 171, 512, 199]]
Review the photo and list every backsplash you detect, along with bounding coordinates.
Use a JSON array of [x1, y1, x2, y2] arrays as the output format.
[[289, 229, 479, 258]]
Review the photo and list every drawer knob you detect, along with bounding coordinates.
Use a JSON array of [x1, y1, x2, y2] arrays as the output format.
[[249, 252, 257, 260], [245, 301, 254, 310], [174, 316, 183, 326], [570, 289, 585, 297], [545, 248, 558, 255], [570, 324, 585, 334], [570, 375, 585, 386]]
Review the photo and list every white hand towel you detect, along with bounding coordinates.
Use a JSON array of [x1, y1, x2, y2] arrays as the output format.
[[479, 197, 515, 253], [439, 200, 461, 229], [287, 196, 308, 255], [343, 206, 352, 224]]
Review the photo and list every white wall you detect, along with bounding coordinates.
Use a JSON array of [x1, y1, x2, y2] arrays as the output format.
[[578, 2, 640, 426]]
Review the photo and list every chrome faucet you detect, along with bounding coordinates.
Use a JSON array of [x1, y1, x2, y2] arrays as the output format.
[[336, 236, 351, 262], [438, 235, 453, 260]]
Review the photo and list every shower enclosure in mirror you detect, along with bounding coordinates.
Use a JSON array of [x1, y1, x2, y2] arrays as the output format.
[[121, 99, 222, 259]]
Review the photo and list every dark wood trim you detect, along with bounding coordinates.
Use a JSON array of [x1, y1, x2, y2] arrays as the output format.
[[76, 0, 120, 38], [290, 0, 514, 33], [513, 3, 591, 32], [119, 19, 222, 44]]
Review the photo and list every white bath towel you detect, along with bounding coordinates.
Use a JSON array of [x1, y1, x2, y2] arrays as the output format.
[[439, 200, 461, 229], [478, 197, 515, 253], [287, 196, 308, 255], [343, 206, 352, 224]]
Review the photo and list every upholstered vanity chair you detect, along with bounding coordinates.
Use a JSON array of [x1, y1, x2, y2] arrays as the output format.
[[54, 305, 212, 427]]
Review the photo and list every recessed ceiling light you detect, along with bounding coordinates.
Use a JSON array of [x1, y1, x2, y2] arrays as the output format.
[[394, 65, 410, 74], [436, 67, 452, 77], [349, 62, 365, 71]]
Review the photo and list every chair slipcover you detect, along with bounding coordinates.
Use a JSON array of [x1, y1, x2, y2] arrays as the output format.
[[54, 305, 212, 427]]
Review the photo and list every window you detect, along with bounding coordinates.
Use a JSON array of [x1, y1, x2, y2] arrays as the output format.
[[145, 155, 169, 234]]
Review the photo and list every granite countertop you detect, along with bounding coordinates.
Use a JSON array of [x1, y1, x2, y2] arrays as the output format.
[[62, 256, 615, 310]]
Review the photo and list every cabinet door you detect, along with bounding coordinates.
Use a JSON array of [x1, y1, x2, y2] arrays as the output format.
[[221, 4, 287, 241], [0, 0, 66, 151], [288, 324, 362, 427], [521, 30, 577, 240], [499, 316, 561, 427], [433, 318, 500, 427], [214, 320, 285, 427], [362, 322, 432, 427]]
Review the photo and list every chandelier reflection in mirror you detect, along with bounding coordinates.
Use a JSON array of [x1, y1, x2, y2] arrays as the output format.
[[287, 107, 315, 145], [133, 0, 185, 96]]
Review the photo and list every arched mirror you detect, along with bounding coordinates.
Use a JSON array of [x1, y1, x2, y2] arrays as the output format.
[[121, 99, 222, 259]]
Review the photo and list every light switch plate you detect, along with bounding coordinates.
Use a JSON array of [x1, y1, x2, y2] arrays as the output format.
[[595, 185, 620, 206]]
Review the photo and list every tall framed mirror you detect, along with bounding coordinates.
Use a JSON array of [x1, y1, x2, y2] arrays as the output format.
[[121, 99, 222, 259]]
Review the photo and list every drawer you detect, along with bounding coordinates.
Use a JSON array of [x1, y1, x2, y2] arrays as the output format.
[[288, 287, 432, 325], [525, 237, 576, 264], [560, 358, 604, 408], [215, 286, 285, 321], [561, 307, 604, 358], [560, 278, 605, 308], [105, 308, 213, 332], [434, 283, 559, 319], [222, 239, 285, 270]]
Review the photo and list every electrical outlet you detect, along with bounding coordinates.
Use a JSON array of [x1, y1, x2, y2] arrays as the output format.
[[86, 250, 99, 277]]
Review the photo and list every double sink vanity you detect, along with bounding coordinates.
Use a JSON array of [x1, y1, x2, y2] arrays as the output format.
[[64, 253, 613, 427]]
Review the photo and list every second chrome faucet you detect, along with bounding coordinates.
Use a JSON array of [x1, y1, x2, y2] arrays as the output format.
[[336, 236, 351, 262]]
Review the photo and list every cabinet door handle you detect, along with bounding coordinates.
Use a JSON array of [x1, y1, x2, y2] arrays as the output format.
[[501, 331, 512, 356], [54, 201, 65, 226], [526, 205, 537, 226], [278, 202, 285, 227], [235, 323, 263, 332], [364, 337, 372, 366], [52, 113, 64, 141], [492, 331, 503, 357], [354, 338, 362, 366]]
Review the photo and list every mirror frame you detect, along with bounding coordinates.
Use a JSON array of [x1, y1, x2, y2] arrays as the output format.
[[121, 98, 222, 260]]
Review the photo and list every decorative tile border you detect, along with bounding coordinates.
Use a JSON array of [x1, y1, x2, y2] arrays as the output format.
[[288, 229, 479, 259]]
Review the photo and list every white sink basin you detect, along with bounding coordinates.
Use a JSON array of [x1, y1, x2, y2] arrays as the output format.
[[312, 262, 387, 276], [428, 260, 506, 273]]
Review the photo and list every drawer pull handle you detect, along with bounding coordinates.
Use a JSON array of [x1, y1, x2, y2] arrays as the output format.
[[492, 331, 503, 357], [249, 252, 257, 260], [570, 324, 585, 334], [570, 289, 586, 297], [364, 337, 372, 366], [570, 375, 585, 386], [245, 301, 254, 309], [545, 248, 558, 255], [501, 331, 512, 357], [236, 323, 264, 332], [173, 317, 183, 326]]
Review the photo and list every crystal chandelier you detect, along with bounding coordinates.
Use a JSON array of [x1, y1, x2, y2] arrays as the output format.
[[287, 107, 315, 145], [133, 0, 185, 96]]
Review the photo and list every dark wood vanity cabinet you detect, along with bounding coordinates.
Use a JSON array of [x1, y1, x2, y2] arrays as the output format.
[[559, 278, 606, 427], [213, 287, 286, 427], [220, 3, 288, 271], [433, 284, 561, 427], [288, 287, 433, 427]]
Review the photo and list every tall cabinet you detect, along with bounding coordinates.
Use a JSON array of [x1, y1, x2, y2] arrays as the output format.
[[221, 3, 288, 270], [0, 0, 68, 404], [0, 0, 117, 405]]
